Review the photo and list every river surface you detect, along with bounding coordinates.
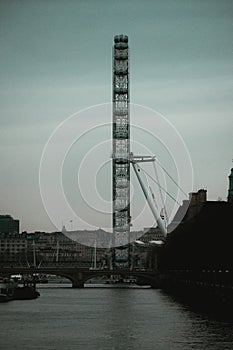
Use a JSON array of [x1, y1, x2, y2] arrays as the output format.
[[1, 283, 233, 350]]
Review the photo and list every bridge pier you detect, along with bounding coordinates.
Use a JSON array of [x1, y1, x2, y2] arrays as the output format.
[[68, 272, 85, 288], [72, 280, 85, 288]]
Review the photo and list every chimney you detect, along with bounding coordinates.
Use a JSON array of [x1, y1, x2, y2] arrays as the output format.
[[187, 189, 207, 219]]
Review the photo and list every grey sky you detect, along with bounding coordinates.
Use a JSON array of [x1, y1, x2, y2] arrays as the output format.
[[0, 0, 232, 232]]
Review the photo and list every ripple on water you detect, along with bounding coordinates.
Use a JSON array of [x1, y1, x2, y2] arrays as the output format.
[[0, 285, 233, 350]]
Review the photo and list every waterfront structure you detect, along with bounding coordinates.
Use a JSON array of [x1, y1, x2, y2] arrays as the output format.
[[0, 265, 159, 288], [0, 232, 27, 262], [157, 169, 233, 300], [112, 34, 131, 268], [0, 214, 19, 234], [0, 230, 110, 266], [227, 168, 233, 202], [26, 231, 107, 265], [159, 188, 233, 271], [158, 195, 233, 305], [141, 227, 165, 243], [0, 229, 147, 268]]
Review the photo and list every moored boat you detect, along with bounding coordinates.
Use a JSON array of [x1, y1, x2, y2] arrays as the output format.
[[0, 276, 40, 301], [0, 277, 15, 302], [13, 284, 40, 300]]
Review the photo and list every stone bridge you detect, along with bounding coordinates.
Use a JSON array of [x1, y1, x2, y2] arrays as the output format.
[[0, 266, 160, 288]]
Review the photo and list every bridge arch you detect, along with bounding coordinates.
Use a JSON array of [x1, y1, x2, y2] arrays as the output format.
[[0, 266, 160, 288]]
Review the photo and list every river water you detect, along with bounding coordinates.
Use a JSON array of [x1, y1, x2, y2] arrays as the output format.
[[1, 283, 233, 350]]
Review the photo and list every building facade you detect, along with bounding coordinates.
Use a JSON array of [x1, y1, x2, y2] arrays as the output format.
[[0, 232, 27, 263], [0, 215, 19, 234]]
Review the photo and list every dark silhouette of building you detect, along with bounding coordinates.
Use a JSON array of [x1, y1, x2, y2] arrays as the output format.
[[158, 170, 233, 272], [0, 215, 19, 234]]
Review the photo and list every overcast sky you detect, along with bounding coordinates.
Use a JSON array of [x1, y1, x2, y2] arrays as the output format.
[[0, 0, 232, 232]]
